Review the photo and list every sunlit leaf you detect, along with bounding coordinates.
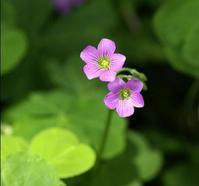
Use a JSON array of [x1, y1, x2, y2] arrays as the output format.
[[5, 90, 127, 159], [30, 127, 96, 178], [1, 135, 28, 162], [2, 152, 63, 186]]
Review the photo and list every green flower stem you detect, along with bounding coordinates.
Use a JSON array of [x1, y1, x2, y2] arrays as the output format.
[[117, 67, 147, 82], [117, 74, 133, 80], [96, 109, 113, 165], [89, 110, 113, 186], [117, 67, 148, 90]]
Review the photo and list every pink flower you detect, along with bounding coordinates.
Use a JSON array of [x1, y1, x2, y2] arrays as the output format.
[[80, 38, 126, 82], [104, 78, 144, 117], [53, 0, 84, 14]]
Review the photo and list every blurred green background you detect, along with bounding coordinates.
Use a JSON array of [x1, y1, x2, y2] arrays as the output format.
[[1, 0, 199, 186]]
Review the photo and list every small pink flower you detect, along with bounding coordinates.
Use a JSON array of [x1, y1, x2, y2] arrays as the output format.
[[104, 78, 144, 117], [80, 38, 126, 82], [53, 0, 84, 13]]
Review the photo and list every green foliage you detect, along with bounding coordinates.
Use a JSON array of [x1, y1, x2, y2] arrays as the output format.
[[2, 152, 63, 186], [113, 28, 165, 63], [182, 24, 199, 67], [44, 56, 127, 159], [142, 130, 186, 154], [1, 0, 16, 28], [128, 131, 163, 181], [1, 29, 27, 75], [42, 0, 117, 58], [162, 143, 199, 186], [1, 128, 96, 185], [13, 116, 70, 141], [46, 55, 103, 95], [1, 135, 28, 162], [1, 0, 27, 75], [163, 163, 199, 186], [87, 131, 162, 186], [1, 0, 198, 185], [154, 0, 199, 78], [10, 0, 52, 37], [5, 90, 127, 159], [30, 128, 96, 178]]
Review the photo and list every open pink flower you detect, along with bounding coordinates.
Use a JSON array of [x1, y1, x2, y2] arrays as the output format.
[[80, 38, 126, 82], [104, 78, 144, 117]]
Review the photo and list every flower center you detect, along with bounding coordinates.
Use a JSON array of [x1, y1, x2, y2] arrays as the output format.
[[98, 57, 110, 69], [119, 88, 131, 100]]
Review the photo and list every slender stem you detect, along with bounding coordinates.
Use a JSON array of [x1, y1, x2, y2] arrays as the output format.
[[117, 68, 147, 82], [89, 110, 113, 186], [96, 109, 113, 165], [117, 74, 133, 80], [117, 67, 148, 90]]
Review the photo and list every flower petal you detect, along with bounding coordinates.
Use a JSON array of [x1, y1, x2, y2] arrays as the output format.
[[131, 92, 144, 108], [83, 64, 102, 80], [107, 78, 125, 92], [54, 0, 72, 13], [116, 99, 134, 117], [110, 53, 126, 71], [98, 38, 116, 56], [80, 46, 99, 64], [104, 92, 119, 109], [126, 80, 143, 92], [99, 70, 116, 82]]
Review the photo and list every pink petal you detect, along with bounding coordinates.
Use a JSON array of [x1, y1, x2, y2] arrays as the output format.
[[80, 46, 99, 64], [97, 38, 116, 56], [104, 92, 119, 109], [126, 80, 143, 92], [83, 64, 102, 80], [131, 92, 144, 108], [110, 53, 126, 71], [108, 78, 125, 92], [99, 70, 116, 82], [116, 99, 134, 117]]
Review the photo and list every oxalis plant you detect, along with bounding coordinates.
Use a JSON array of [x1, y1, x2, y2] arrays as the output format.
[[80, 38, 147, 165]]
